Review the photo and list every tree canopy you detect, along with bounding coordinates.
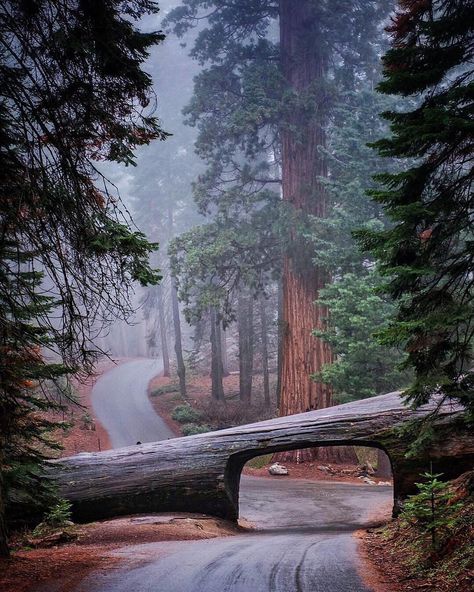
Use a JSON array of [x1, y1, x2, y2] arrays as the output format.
[[358, 0, 474, 412]]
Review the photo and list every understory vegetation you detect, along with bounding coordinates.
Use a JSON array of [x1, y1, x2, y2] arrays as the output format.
[[365, 471, 474, 592]]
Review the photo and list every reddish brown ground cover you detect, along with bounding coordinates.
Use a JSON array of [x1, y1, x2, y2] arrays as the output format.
[[0, 515, 242, 592], [245, 461, 391, 485], [147, 372, 250, 436]]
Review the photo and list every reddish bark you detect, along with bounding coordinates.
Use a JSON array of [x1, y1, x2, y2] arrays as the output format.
[[279, 0, 332, 418], [277, 1, 357, 464]]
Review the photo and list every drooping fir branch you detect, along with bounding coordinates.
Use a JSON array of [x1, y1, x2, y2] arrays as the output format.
[[0, 1, 165, 373], [357, 0, 474, 411], [0, 0, 166, 555]]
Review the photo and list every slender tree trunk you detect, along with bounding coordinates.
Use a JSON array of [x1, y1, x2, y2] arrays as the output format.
[[259, 294, 271, 408], [171, 276, 186, 398], [210, 308, 225, 401], [167, 206, 185, 394], [157, 285, 170, 377], [238, 291, 254, 403], [119, 322, 129, 357], [221, 326, 230, 377]]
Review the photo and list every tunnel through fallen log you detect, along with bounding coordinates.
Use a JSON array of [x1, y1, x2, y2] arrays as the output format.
[[41, 392, 473, 525]]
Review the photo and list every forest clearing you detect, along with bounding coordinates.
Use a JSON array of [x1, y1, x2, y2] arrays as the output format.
[[0, 1, 473, 591]]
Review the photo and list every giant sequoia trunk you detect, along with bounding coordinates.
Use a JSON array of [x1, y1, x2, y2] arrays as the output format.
[[278, 2, 357, 464], [279, 0, 332, 418]]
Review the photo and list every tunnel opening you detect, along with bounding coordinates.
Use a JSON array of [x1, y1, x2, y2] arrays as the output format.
[[226, 443, 394, 529]]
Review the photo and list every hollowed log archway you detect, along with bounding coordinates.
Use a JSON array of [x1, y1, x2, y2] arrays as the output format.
[[46, 392, 473, 524], [230, 442, 394, 518]]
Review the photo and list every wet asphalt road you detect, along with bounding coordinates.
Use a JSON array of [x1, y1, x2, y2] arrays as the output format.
[[76, 477, 392, 592], [91, 358, 175, 447]]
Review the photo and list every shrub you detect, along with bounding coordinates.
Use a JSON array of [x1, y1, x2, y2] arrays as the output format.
[[181, 423, 211, 436], [44, 499, 73, 527], [32, 498, 73, 537], [151, 383, 180, 397], [401, 470, 462, 552], [171, 404, 201, 424]]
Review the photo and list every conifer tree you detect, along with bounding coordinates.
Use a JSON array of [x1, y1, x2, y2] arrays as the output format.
[[358, 0, 474, 411], [0, 0, 165, 555], [167, 0, 393, 420]]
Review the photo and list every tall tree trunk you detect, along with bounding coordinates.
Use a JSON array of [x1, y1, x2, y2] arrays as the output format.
[[0, 450, 9, 557], [279, 0, 332, 417], [259, 294, 271, 408], [276, 281, 283, 408], [167, 206, 185, 394], [221, 326, 230, 377], [276, 2, 358, 464], [157, 285, 170, 377], [171, 276, 186, 398], [210, 308, 225, 401], [238, 291, 254, 403]]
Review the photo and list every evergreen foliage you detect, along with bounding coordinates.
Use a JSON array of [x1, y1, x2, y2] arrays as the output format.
[[167, 0, 392, 306], [315, 274, 410, 403], [0, 242, 71, 529], [357, 0, 474, 411], [311, 87, 412, 402], [0, 0, 165, 555], [41, 499, 73, 529], [401, 470, 462, 552]]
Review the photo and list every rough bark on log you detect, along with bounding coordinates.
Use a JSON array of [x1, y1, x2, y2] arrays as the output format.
[[46, 392, 473, 524]]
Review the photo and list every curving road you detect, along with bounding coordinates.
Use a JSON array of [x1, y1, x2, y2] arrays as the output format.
[[91, 358, 175, 447], [83, 358, 392, 592], [77, 477, 391, 592]]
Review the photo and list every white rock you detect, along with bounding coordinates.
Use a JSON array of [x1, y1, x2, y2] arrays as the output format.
[[377, 481, 391, 486], [268, 462, 289, 476], [362, 477, 376, 485]]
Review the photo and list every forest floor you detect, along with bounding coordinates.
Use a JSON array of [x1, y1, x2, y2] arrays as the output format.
[[358, 470, 474, 592], [147, 371, 274, 437], [0, 514, 242, 592]]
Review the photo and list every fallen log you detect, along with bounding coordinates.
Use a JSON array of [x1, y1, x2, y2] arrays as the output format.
[[46, 392, 473, 523]]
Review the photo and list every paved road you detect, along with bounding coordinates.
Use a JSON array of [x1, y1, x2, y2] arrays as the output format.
[[91, 358, 175, 447], [77, 477, 391, 592]]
